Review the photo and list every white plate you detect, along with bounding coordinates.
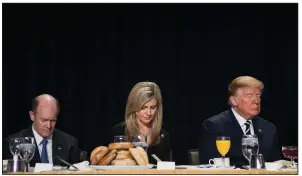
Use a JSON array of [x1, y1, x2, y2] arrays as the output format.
[[197, 166, 235, 170], [89, 164, 154, 170]]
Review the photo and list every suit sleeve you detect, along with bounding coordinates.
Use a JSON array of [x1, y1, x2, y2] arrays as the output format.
[[3, 137, 12, 160], [198, 120, 222, 164], [268, 128, 282, 161], [69, 138, 81, 164]]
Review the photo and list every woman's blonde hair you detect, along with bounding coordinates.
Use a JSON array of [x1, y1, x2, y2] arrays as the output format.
[[125, 81, 163, 144], [228, 76, 264, 104]]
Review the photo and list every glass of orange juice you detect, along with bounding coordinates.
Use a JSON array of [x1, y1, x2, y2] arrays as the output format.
[[216, 136, 231, 168]]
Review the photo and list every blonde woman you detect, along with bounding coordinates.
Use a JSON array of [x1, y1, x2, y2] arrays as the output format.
[[111, 81, 170, 164]]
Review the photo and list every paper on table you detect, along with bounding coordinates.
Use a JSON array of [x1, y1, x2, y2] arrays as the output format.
[[157, 161, 175, 170], [34, 163, 53, 172]]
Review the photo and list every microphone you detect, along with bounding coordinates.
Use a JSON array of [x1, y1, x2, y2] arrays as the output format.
[[55, 156, 79, 170], [55, 146, 65, 165]]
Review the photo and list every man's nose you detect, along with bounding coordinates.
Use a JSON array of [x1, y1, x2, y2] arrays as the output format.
[[46, 121, 51, 128], [252, 96, 260, 104]]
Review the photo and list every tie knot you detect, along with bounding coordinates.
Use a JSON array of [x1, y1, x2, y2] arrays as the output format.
[[244, 120, 252, 135], [41, 138, 48, 145], [245, 120, 251, 125]]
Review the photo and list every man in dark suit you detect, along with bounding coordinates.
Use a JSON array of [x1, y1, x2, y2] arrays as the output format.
[[198, 76, 281, 166], [3, 94, 80, 166]]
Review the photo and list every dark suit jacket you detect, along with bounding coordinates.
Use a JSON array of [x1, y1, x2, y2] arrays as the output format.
[[111, 122, 171, 164], [198, 109, 281, 166], [3, 126, 80, 166]]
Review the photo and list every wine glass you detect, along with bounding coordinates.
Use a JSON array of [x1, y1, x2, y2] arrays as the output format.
[[9, 137, 36, 172], [216, 136, 231, 168], [132, 134, 148, 151], [282, 146, 298, 168], [242, 135, 259, 166], [9, 138, 23, 158], [113, 135, 129, 142]]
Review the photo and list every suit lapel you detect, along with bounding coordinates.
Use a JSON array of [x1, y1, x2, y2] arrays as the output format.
[[52, 129, 66, 165], [227, 109, 245, 136], [252, 116, 264, 142], [52, 129, 58, 165]]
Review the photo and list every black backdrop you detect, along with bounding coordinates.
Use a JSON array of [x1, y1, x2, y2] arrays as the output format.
[[3, 3, 298, 164]]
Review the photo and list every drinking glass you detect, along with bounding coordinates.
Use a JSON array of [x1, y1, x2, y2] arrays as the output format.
[[9, 138, 23, 158], [250, 153, 265, 169], [133, 134, 148, 151], [282, 146, 298, 168], [113, 135, 129, 142], [216, 136, 231, 168], [9, 137, 36, 172], [242, 135, 259, 166], [6, 159, 26, 173]]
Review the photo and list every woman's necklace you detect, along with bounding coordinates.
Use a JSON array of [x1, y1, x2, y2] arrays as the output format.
[[139, 128, 150, 143]]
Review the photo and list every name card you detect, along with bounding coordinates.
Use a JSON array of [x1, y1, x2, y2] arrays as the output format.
[[157, 161, 175, 170], [34, 163, 53, 172]]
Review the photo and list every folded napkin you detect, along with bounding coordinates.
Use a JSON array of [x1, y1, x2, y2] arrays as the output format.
[[265, 160, 293, 170], [274, 160, 294, 167]]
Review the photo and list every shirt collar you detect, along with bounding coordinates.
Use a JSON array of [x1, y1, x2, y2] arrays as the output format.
[[32, 125, 52, 145], [231, 108, 251, 127]]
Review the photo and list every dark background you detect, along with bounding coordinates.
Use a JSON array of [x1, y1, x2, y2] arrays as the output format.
[[3, 3, 298, 164]]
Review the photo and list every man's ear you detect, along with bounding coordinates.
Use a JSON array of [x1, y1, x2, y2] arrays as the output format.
[[230, 96, 238, 107], [29, 111, 35, 122]]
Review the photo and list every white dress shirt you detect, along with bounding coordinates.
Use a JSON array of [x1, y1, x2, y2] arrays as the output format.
[[32, 126, 53, 163], [231, 108, 255, 135]]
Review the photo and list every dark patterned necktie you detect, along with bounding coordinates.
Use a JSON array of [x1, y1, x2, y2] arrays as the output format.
[[40, 138, 49, 163], [244, 121, 252, 135]]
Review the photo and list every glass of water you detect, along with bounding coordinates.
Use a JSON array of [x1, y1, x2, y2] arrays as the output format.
[[132, 134, 149, 151], [9, 137, 36, 172], [113, 135, 129, 142], [242, 135, 259, 166]]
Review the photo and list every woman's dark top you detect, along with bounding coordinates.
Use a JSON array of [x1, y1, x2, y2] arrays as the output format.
[[111, 122, 171, 164]]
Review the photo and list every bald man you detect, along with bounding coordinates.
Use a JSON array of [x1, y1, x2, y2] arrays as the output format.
[[3, 94, 80, 166]]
